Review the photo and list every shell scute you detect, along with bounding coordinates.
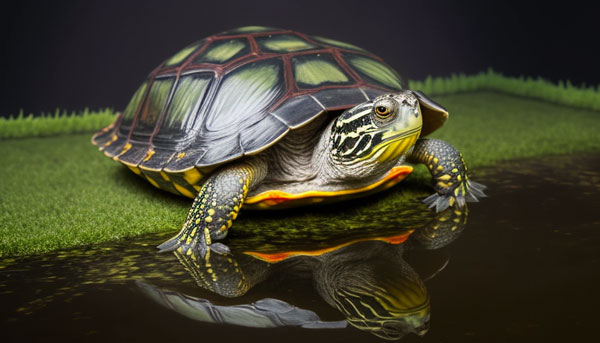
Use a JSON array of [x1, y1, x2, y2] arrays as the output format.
[[270, 95, 324, 129], [94, 27, 412, 175], [192, 38, 250, 64]]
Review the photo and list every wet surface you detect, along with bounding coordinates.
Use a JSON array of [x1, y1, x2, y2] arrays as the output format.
[[1, 154, 599, 342]]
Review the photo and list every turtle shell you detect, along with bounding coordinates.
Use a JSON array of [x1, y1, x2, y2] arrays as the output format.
[[92, 26, 443, 196]]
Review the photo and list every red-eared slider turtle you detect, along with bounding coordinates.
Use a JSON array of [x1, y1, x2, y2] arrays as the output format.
[[92, 26, 485, 258]]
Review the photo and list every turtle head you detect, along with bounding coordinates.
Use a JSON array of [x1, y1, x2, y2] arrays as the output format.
[[325, 90, 423, 179]]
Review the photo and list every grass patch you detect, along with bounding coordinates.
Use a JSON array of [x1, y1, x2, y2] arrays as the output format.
[[2, 91, 600, 257], [0, 108, 116, 139], [409, 69, 600, 111]]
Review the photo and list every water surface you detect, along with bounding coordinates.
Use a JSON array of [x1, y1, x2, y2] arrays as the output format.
[[1, 154, 599, 342]]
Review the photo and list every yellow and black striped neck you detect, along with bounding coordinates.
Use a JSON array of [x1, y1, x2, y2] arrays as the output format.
[[319, 92, 423, 181]]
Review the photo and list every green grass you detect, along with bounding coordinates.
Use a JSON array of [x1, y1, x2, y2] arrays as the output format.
[[409, 69, 600, 111], [0, 108, 116, 139], [2, 91, 600, 257]]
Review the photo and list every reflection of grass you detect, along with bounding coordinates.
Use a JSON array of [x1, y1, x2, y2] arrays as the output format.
[[2, 91, 600, 257]]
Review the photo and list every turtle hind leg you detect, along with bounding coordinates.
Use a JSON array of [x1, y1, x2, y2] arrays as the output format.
[[158, 159, 267, 258], [407, 138, 486, 212]]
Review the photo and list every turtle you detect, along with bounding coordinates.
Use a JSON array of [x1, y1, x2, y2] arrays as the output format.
[[92, 26, 486, 258]]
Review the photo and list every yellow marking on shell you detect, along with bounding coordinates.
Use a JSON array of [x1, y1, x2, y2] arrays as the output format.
[[438, 174, 451, 181], [127, 166, 142, 175], [207, 209, 215, 216], [311, 36, 364, 51], [173, 182, 195, 198], [176, 152, 186, 160], [202, 40, 245, 62], [160, 171, 170, 182], [104, 134, 118, 147], [115, 143, 132, 158], [262, 36, 315, 52], [347, 55, 403, 89], [143, 149, 155, 161], [183, 168, 203, 185], [205, 216, 213, 223], [294, 60, 349, 86], [165, 43, 199, 66], [232, 26, 273, 33], [145, 175, 160, 189]]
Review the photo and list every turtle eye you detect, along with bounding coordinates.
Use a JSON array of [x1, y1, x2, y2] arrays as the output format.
[[375, 106, 391, 117], [373, 98, 397, 122]]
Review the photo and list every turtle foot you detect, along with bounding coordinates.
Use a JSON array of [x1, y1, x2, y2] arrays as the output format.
[[423, 180, 487, 212], [157, 231, 209, 258]]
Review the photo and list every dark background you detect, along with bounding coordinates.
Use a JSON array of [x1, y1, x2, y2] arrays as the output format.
[[1, 0, 598, 117]]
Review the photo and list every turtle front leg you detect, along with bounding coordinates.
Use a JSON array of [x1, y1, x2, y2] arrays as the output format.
[[157, 158, 267, 258], [406, 138, 486, 212]]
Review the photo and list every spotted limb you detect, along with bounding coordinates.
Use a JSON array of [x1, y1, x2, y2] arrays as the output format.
[[157, 159, 267, 258], [406, 138, 486, 212]]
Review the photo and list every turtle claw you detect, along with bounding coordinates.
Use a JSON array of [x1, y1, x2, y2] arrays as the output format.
[[423, 193, 452, 212], [157, 232, 209, 259], [156, 237, 180, 253], [466, 181, 487, 201], [424, 180, 487, 213], [210, 242, 231, 255]]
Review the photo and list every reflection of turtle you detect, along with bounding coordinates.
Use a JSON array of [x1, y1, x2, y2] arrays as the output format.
[[92, 26, 485, 257], [144, 206, 468, 340]]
